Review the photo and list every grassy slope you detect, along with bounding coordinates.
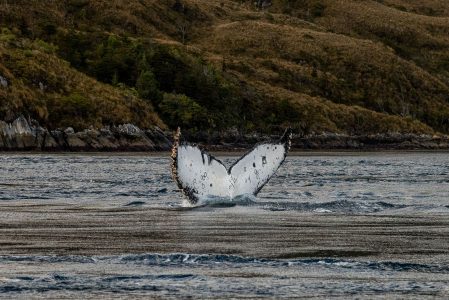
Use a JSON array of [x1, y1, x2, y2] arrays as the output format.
[[0, 35, 164, 130], [0, 0, 448, 134]]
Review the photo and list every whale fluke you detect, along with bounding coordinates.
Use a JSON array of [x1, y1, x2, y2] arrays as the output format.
[[171, 128, 292, 204]]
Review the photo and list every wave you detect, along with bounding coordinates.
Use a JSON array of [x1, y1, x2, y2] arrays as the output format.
[[117, 254, 449, 273], [156, 198, 413, 213], [1, 254, 448, 274], [254, 200, 407, 213], [179, 198, 408, 213]]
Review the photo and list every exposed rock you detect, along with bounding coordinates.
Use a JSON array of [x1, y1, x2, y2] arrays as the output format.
[[34, 126, 46, 147], [65, 133, 88, 150], [1, 116, 449, 151], [114, 124, 142, 137], [0, 75, 7, 88], [93, 127, 117, 150], [42, 132, 59, 150], [256, 0, 272, 9], [64, 127, 75, 134], [0, 116, 37, 150], [97, 135, 119, 150], [100, 127, 112, 136], [0, 131, 4, 148], [145, 127, 172, 150], [0, 120, 7, 135], [5, 115, 31, 135], [291, 133, 449, 150], [0, 117, 174, 151], [50, 130, 68, 149], [77, 129, 101, 149], [117, 134, 156, 151]]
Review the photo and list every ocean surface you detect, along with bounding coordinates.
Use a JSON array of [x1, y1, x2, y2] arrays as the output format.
[[0, 152, 449, 298]]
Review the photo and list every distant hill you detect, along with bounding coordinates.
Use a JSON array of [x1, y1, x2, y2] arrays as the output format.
[[1, 0, 449, 135]]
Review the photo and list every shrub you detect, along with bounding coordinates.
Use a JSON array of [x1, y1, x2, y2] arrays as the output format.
[[33, 39, 58, 54], [136, 70, 163, 104], [48, 93, 96, 129], [159, 93, 210, 131], [0, 27, 15, 42]]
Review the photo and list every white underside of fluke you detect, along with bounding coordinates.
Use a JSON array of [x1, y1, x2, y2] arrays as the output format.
[[171, 129, 292, 204]]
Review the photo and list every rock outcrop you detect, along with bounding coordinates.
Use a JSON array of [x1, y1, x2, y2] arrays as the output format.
[[0, 116, 173, 151], [186, 131, 449, 151], [0, 116, 39, 150], [1, 117, 449, 151], [291, 133, 449, 150]]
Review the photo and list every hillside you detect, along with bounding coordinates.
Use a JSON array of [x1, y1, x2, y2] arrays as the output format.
[[1, 0, 449, 136]]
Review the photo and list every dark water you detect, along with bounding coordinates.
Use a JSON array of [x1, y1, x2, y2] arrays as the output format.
[[1, 152, 449, 298]]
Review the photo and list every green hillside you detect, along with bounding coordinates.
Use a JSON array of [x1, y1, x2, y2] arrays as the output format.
[[1, 0, 449, 135]]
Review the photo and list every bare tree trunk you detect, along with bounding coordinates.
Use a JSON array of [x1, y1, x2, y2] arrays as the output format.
[[177, 22, 188, 44]]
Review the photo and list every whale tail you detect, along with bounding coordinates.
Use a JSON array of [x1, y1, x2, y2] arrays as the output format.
[[171, 127, 187, 198], [281, 127, 293, 148], [171, 128, 292, 204]]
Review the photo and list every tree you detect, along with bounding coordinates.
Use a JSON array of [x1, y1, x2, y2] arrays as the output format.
[[159, 93, 210, 130], [136, 70, 162, 104], [176, 20, 188, 44]]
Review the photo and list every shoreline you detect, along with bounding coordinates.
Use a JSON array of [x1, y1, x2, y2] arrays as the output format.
[[1, 149, 449, 156], [2, 116, 449, 152]]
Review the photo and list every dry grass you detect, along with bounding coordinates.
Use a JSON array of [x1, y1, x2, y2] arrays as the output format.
[[0, 37, 164, 129], [253, 81, 434, 134], [379, 0, 449, 17], [313, 1, 449, 75], [196, 19, 449, 131], [1, 0, 449, 134]]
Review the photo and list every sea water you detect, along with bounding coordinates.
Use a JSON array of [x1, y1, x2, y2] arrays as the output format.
[[0, 152, 448, 298]]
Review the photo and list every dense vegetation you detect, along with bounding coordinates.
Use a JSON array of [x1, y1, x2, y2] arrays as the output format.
[[1, 0, 449, 135]]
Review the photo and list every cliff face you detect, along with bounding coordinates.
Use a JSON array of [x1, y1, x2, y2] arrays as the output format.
[[1, 0, 449, 137]]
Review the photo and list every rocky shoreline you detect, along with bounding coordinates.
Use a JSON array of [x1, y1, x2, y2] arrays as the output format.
[[0, 116, 172, 152], [1, 116, 449, 152]]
